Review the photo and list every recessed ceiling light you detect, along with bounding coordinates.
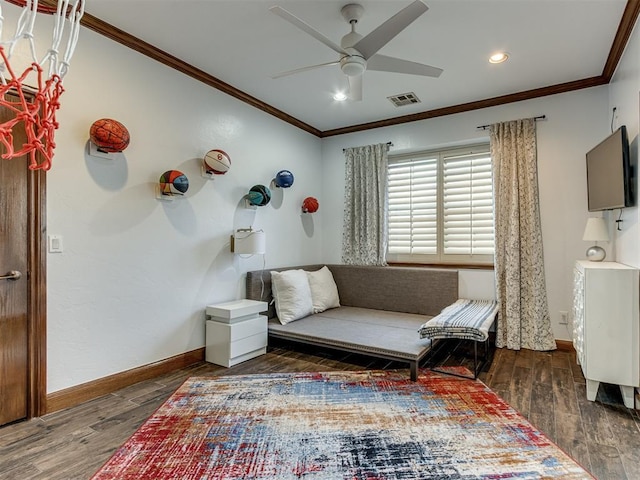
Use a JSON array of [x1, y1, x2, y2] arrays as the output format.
[[489, 52, 509, 64], [333, 92, 348, 101]]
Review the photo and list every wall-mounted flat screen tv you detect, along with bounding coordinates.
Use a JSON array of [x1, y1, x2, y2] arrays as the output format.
[[586, 125, 634, 212]]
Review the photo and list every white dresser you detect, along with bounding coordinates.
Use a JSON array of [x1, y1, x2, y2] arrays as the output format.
[[205, 299, 268, 367], [572, 261, 639, 408]]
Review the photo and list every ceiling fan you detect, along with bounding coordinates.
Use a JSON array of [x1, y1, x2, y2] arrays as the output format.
[[269, 0, 443, 101]]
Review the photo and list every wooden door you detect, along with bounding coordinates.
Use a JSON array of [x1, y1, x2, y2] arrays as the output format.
[[0, 98, 47, 426]]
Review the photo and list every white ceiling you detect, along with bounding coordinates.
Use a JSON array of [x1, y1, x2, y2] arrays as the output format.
[[85, 0, 627, 133]]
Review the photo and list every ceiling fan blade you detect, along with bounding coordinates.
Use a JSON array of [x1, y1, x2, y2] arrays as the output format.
[[349, 75, 363, 101], [353, 0, 428, 60], [271, 61, 340, 79], [270, 6, 348, 56], [367, 54, 443, 77]]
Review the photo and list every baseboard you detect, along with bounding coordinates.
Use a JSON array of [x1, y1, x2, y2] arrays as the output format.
[[46, 348, 205, 414], [555, 339, 575, 352]]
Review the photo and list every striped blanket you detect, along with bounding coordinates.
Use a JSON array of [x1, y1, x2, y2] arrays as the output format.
[[419, 299, 498, 342]]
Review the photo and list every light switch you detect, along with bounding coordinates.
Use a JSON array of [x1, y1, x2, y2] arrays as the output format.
[[48, 235, 63, 253]]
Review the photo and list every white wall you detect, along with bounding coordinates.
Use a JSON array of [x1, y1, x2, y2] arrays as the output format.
[[609, 18, 640, 267], [321, 88, 610, 342], [45, 26, 323, 392]]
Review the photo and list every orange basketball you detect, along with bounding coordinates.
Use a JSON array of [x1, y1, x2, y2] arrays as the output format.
[[90, 118, 130, 153], [302, 196, 319, 213]]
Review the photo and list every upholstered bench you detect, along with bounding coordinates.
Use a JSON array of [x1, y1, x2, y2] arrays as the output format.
[[419, 299, 499, 378]]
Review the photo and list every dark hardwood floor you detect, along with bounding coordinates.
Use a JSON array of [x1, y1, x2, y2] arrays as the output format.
[[1, 339, 638, 479]]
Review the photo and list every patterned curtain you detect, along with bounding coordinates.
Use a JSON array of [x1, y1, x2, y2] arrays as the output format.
[[490, 119, 556, 351], [342, 143, 389, 266]]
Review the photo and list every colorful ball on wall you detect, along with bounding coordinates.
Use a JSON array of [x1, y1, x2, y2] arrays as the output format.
[[247, 184, 271, 206], [89, 118, 130, 153], [274, 169, 294, 188], [159, 170, 189, 196], [203, 149, 231, 175], [302, 196, 319, 213]]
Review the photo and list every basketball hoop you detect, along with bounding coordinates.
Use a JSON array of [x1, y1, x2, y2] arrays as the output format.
[[0, 0, 84, 170]]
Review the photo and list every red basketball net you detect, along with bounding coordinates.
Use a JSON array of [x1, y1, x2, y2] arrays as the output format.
[[0, 50, 63, 171], [0, 0, 84, 171]]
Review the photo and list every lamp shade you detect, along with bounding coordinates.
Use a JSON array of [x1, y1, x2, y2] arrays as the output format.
[[582, 217, 609, 242], [233, 229, 266, 255]]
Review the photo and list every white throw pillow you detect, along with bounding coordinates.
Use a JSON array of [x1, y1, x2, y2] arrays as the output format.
[[271, 270, 314, 325], [306, 266, 341, 314]]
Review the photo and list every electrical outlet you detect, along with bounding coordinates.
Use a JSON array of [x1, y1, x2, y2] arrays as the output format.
[[559, 311, 568, 325]]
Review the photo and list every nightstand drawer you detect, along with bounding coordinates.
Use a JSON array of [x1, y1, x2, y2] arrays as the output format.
[[229, 332, 268, 358], [206, 316, 266, 342], [205, 313, 268, 367], [229, 316, 266, 341]]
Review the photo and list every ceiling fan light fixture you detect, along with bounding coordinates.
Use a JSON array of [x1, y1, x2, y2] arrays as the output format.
[[340, 54, 367, 77], [489, 52, 509, 64], [342, 62, 365, 76]]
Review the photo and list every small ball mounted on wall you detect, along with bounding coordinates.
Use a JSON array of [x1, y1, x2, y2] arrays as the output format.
[[156, 169, 189, 201], [274, 169, 294, 188], [202, 149, 231, 179], [88, 118, 130, 159], [245, 184, 271, 208], [302, 196, 319, 214]]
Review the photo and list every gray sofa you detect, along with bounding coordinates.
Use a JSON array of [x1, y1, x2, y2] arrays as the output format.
[[245, 264, 459, 380]]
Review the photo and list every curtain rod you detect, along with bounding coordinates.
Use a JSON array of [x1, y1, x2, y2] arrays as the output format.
[[343, 141, 393, 153], [476, 115, 546, 131]]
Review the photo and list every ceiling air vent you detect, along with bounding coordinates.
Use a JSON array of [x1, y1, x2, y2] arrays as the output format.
[[387, 92, 421, 107]]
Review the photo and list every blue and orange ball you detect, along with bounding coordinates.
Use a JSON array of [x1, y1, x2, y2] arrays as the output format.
[[159, 170, 189, 195]]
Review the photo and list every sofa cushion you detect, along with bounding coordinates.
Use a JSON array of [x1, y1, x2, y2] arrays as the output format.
[[306, 266, 340, 313], [271, 269, 313, 324], [268, 306, 433, 361]]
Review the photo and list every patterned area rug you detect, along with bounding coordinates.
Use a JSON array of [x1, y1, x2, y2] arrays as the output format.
[[92, 369, 593, 479]]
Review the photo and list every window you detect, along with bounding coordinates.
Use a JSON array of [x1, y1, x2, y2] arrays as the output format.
[[387, 145, 494, 265]]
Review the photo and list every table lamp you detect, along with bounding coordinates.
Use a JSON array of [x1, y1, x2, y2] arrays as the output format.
[[583, 217, 609, 262]]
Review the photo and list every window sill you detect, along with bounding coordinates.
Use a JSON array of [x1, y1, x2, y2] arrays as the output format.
[[387, 262, 495, 271]]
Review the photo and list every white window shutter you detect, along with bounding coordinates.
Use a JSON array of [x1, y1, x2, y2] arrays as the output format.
[[387, 145, 494, 264], [388, 157, 438, 255], [442, 152, 494, 256]]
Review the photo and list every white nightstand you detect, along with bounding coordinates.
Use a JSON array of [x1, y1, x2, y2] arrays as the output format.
[[205, 299, 268, 367]]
